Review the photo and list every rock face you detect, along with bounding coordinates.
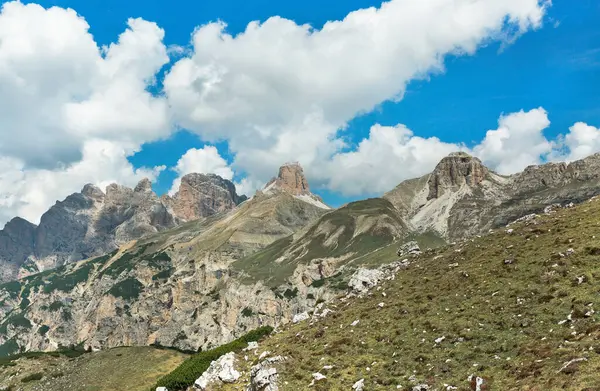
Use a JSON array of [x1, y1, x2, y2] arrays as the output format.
[[385, 152, 600, 241], [0, 174, 246, 283], [0, 164, 330, 357], [266, 162, 311, 196], [0, 218, 36, 282], [262, 163, 329, 209], [427, 152, 488, 200], [247, 356, 284, 391], [168, 173, 247, 221]]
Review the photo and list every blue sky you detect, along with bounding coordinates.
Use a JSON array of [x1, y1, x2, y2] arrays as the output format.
[[1, 0, 599, 223]]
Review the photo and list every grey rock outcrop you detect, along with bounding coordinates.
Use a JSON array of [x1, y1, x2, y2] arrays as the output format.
[[0, 174, 247, 282], [348, 268, 385, 294], [194, 352, 241, 390], [167, 173, 247, 221], [427, 152, 488, 200], [385, 152, 600, 241], [262, 163, 328, 209], [0, 218, 36, 281], [246, 356, 284, 391]]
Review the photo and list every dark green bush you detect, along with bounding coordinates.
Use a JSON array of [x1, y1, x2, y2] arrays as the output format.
[[48, 301, 64, 311], [107, 278, 144, 300], [241, 307, 253, 317], [38, 325, 50, 335], [21, 372, 43, 382], [152, 267, 174, 281], [154, 326, 273, 390], [310, 279, 325, 288], [284, 288, 298, 299]]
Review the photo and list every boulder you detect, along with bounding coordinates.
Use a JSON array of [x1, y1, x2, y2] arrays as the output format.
[[397, 241, 421, 256], [348, 268, 385, 293], [292, 312, 310, 324], [247, 356, 284, 391], [194, 352, 241, 390], [352, 379, 365, 391]]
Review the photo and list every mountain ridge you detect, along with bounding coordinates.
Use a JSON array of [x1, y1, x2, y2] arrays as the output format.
[[0, 174, 247, 283], [4, 153, 600, 389]]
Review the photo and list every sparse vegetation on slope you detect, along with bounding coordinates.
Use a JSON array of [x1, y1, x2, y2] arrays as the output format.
[[153, 326, 273, 391], [216, 197, 600, 390], [0, 346, 187, 391], [234, 198, 414, 286]]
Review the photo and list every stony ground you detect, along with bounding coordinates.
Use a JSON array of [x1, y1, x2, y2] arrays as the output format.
[[0, 346, 187, 391], [216, 197, 600, 390]]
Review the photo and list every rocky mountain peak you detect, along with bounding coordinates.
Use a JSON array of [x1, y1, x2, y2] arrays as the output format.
[[170, 173, 246, 221], [427, 152, 489, 200], [134, 178, 153, 193], [265, 162, 311, 196], [3, 217, 36, 235], [81, 184, 105, 201]]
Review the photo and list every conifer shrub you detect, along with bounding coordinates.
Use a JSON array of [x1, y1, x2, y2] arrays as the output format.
[[153, 326, 273, 390], [21, 372, 43, 382]]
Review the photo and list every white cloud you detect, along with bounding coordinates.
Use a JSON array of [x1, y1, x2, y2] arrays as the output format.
[[165, 0, 549, 186], [0, 1, 171, 225], [324, 124, 462, 195], [320, 108, 600, 196], [0, 1, 170, 167], [168, 146, 235, 195], [560, 122, 600, 161], [474, 107, 553, 174], [168, 146, 265, 197], [0, 140, 164, 225], [0, 0, 568, 224]]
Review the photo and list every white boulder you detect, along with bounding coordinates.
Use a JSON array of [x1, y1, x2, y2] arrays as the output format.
[[348, 268, 385, 293], [194, 352, 241, 390], [292, 311, 310, 324]]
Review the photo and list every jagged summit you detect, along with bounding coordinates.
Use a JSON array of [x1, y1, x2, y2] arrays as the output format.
[[167, 173, 247, 221], [427, 151, 489, 200], [81, 183, 105, 200], [134, 178, 153, 193], [0, 173, 247, 283], [264, 162, 311, 196], [262, 162, 329, 209]]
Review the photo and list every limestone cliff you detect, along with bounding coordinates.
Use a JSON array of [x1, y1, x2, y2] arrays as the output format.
[[0, 175, 246, 283], [385, 152, 600, 240]]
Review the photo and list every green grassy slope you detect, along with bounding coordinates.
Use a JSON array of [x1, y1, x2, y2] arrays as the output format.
[[232, 198, 431, 287], [0, 346, 187, 391], [219, 197, 600, 390]]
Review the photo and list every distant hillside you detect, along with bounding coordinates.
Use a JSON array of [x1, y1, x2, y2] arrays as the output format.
[[206, 196, 600, 390]]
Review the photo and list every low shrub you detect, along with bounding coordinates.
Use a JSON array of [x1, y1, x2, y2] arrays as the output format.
[[154, 326, 273, 390], [21, 372, 43, 382]]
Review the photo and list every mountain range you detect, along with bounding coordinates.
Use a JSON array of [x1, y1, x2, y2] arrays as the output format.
[[3, 152, 600, 389]]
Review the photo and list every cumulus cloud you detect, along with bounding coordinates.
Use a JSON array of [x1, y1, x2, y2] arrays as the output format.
[[319, 108, 600, 196], [0, 1, 171, 226], [474, 107, 553, 174], [0, 2, 171, 168], [0, 0, 561, 224], [168, 146, 235, 195], [0, 140, 164, 225], [324, 124, 463, 195], [164, 0, 549, 186], [168, 146, 265, 197], [559, 122, 600, 161]]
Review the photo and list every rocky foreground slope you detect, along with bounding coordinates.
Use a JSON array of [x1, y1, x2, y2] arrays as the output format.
[[178, 197, 600, 391], [0, 174, 247, 283]]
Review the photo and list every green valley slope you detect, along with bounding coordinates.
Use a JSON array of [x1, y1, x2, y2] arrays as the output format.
[[233, 198, 444, 287], [213, 197, 600, 390]]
